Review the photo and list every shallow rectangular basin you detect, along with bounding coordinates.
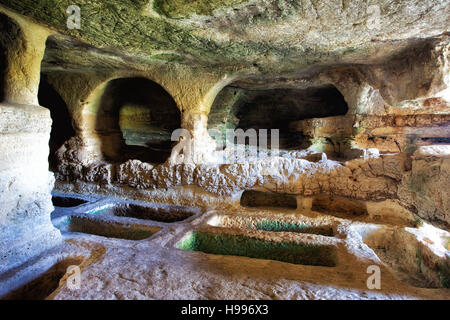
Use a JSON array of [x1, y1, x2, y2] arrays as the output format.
[[176, 231, 337, 267]]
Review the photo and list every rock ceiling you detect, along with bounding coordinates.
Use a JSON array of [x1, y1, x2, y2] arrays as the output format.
[[1, 0, 449, 81]]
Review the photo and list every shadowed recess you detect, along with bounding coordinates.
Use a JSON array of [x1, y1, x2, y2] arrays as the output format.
[[240, 190, 298, 209], [95, 77, 181, 163], [208, 85, 348, 149], [252, 220, 334, 237], [56, 216, 161, 240], [52, 196, 88, 208], [2, 258, 83, 300], [38, 74, 76, 170]]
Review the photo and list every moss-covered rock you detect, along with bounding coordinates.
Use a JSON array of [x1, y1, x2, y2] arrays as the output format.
[[153, 0, 249, 18], [2, 0, 448, 76]]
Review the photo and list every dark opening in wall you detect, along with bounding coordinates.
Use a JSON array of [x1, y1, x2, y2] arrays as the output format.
[[52, 196, 87, 208], [208, 85, 348, 150], [38, 74, 75, 171], [240, 190, 297, 209], [96, 77, 181, 163]]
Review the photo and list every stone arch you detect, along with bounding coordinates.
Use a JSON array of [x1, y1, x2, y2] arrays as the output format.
[[207, 83, 349, 150], [88, 76, 181, 163], [75, 71, 235, 166]]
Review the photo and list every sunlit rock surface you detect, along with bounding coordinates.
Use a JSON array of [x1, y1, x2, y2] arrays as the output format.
[[0, 0, 449, 300]]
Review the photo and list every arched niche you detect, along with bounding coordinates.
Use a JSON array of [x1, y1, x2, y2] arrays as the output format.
[[207, 84, 349, 150], [94, 77, 181, 163], [38, 74, 75, 171]]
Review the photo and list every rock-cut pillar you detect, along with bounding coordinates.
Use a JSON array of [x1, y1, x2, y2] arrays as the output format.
[[169, 111, 219, 165], [0, 9, 61, 278]]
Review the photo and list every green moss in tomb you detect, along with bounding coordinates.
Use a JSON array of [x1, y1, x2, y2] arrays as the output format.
[[153, 0, 248, 18], [253, 220, 334, 236], [176, 231, 337, 266], [254, 220, 309, 232]]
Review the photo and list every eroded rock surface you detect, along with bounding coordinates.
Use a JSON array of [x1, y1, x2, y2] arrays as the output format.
[[0, 0, 449, 300]]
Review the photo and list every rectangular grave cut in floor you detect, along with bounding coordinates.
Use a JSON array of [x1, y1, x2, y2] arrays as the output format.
[[87, 203, 198, 223], [240, 190, 298, 209], [176, 231, 337, 267], [58, 216, 160, 240], [52, 196, 88, 208], [209, 215, 335, 237], [2, 258, 83, 300]]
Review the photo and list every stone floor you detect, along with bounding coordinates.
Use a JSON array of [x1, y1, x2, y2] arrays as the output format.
[[1, 192, 449, 300]]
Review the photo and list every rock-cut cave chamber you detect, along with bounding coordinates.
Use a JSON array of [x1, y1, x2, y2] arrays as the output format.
[[208, 84, 349, 151], [0, 1, 449, 300]]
